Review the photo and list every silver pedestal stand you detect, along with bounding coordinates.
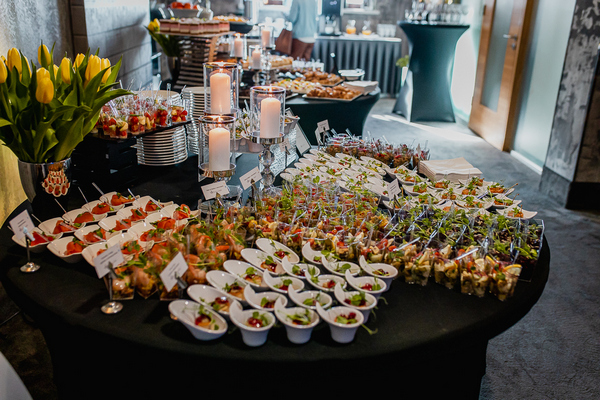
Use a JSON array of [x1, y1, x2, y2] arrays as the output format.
[[251, 131, 284, 188]]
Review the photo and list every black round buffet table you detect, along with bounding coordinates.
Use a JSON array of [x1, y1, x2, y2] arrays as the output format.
[[393, 21, 469, 122], [287, 88, 381, 145], [0, 155, 549, 398]]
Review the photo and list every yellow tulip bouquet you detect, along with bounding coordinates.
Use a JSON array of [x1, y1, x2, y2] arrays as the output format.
[[0, 43, 131, 163]]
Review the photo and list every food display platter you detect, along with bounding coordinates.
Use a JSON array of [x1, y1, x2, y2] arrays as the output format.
[[302, 92, 362, 102]]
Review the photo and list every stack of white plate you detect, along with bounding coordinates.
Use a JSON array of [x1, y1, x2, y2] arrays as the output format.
[[181, 86, 206, 155], [136, 126, 188, 166]]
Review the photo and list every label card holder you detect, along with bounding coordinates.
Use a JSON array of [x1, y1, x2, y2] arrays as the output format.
[[160, 252, 188, 292], [388, 179, 402, 199], [201, 181, 229, 200], [10, 210, 36, 241], [240, 167, 262, 190], [93, 244, 125, 279]]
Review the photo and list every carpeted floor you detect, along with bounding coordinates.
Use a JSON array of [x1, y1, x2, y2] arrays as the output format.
[[1, 98, 599, 399]]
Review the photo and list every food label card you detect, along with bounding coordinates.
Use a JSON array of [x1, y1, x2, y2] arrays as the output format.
[[317, 120, 330, 133], [295, 125, 312, 155], [93, 244, 124, 279], [240, 167, 262, 190], [388, 179, 402, 199], [279, 138, 290, 153], [201, 181, 229, 200], [9, 210, 35, 241], [160, 252, 188, 292]]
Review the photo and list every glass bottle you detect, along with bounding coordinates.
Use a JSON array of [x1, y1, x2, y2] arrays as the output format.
[[346, 20, 357, 35]]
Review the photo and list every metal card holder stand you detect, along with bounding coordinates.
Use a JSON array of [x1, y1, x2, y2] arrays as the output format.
[[101, 263, 123, 315], [20, 228, 40, 273]]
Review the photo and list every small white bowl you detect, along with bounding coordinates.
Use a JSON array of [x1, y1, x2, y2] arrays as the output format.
[[490, 195, 522, 209], [99, 191, 136, 210], [11, 228, 62, 253], [288, 286, 332, 310], [358, 255, 398, 292], [281, 259, 316, 279], [262, 271, 304, 295], [206, 270, 248, 305], [229, 302, 276, 347], [241, 248, 285, 275], [127, 221, 162, 245], [116, 206, 148, 224], [223, 260, 268, 290], [98, 215, 132, 232], [255, 238, 301, 264], [83, 200, 117, 215], [274, 298, 320, 344], [48, 236, 85, 263], [169, 299, 227, 341], [301, 242, 326, 265], [321, 258, 360, 277], [316, 303, 364, 344], [39, 217, 80, 236], [74, 224, 112, 245], [304, 272, 346, 292], [187, 284, 241, 320], [105, 231, 144, 261], [82, 242, 109, 267], [243, 285, 287, 312], [132, 195, 172, 214], [496, 207, 538, 220], [333, 283, 377, 323], [344, 270, 387, 299], [64, 207, 106, 224]]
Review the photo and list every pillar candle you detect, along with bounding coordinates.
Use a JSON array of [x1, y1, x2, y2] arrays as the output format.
[[233, 37, 244, 58], [261, 28, 271, 48], [210, 72, 231, 114], [251, 48, 261, 69], [208, 127, 230, 171], [260, 97, 281, 138]]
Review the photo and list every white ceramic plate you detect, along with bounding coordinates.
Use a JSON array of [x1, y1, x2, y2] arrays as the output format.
[[186, 284, 241, 319], [205, 270, 248, 304], [496, 207, 538, 220], [169, 300, 228, 341], [240, 248, 285, 275], [48, 236, 86, 263], [223, 260, 268, 290], [255, 238, 300, 264]]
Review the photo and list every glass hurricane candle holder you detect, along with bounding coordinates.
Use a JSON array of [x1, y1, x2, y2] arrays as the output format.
[[249, 86, 286, 188], [199, 115, 236, 181], [260, 25, 274, 49], [250, 45, 262, 70], [230, 34, 247, 60], [203, 62, 240, 116]]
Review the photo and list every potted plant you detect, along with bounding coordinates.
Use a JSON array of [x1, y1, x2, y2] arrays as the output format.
[[0, 43, 130, 218]]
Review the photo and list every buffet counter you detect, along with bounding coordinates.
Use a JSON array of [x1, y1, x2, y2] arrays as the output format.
[[0, 153, 549, 399], [313, 35, 402, 95], [287, 88, 381, 144]]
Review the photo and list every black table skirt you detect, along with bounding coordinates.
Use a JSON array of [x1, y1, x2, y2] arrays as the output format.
[[0, 171, 549, 398], [287, 88, 381, 145], [313, 36, 403, 96], [393, 22, 469, 122]]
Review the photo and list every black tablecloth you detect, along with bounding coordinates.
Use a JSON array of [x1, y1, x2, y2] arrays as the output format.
[[287, 88, 381, 145], [0, 164, 549, 398], [393, 22, 469, 122]]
